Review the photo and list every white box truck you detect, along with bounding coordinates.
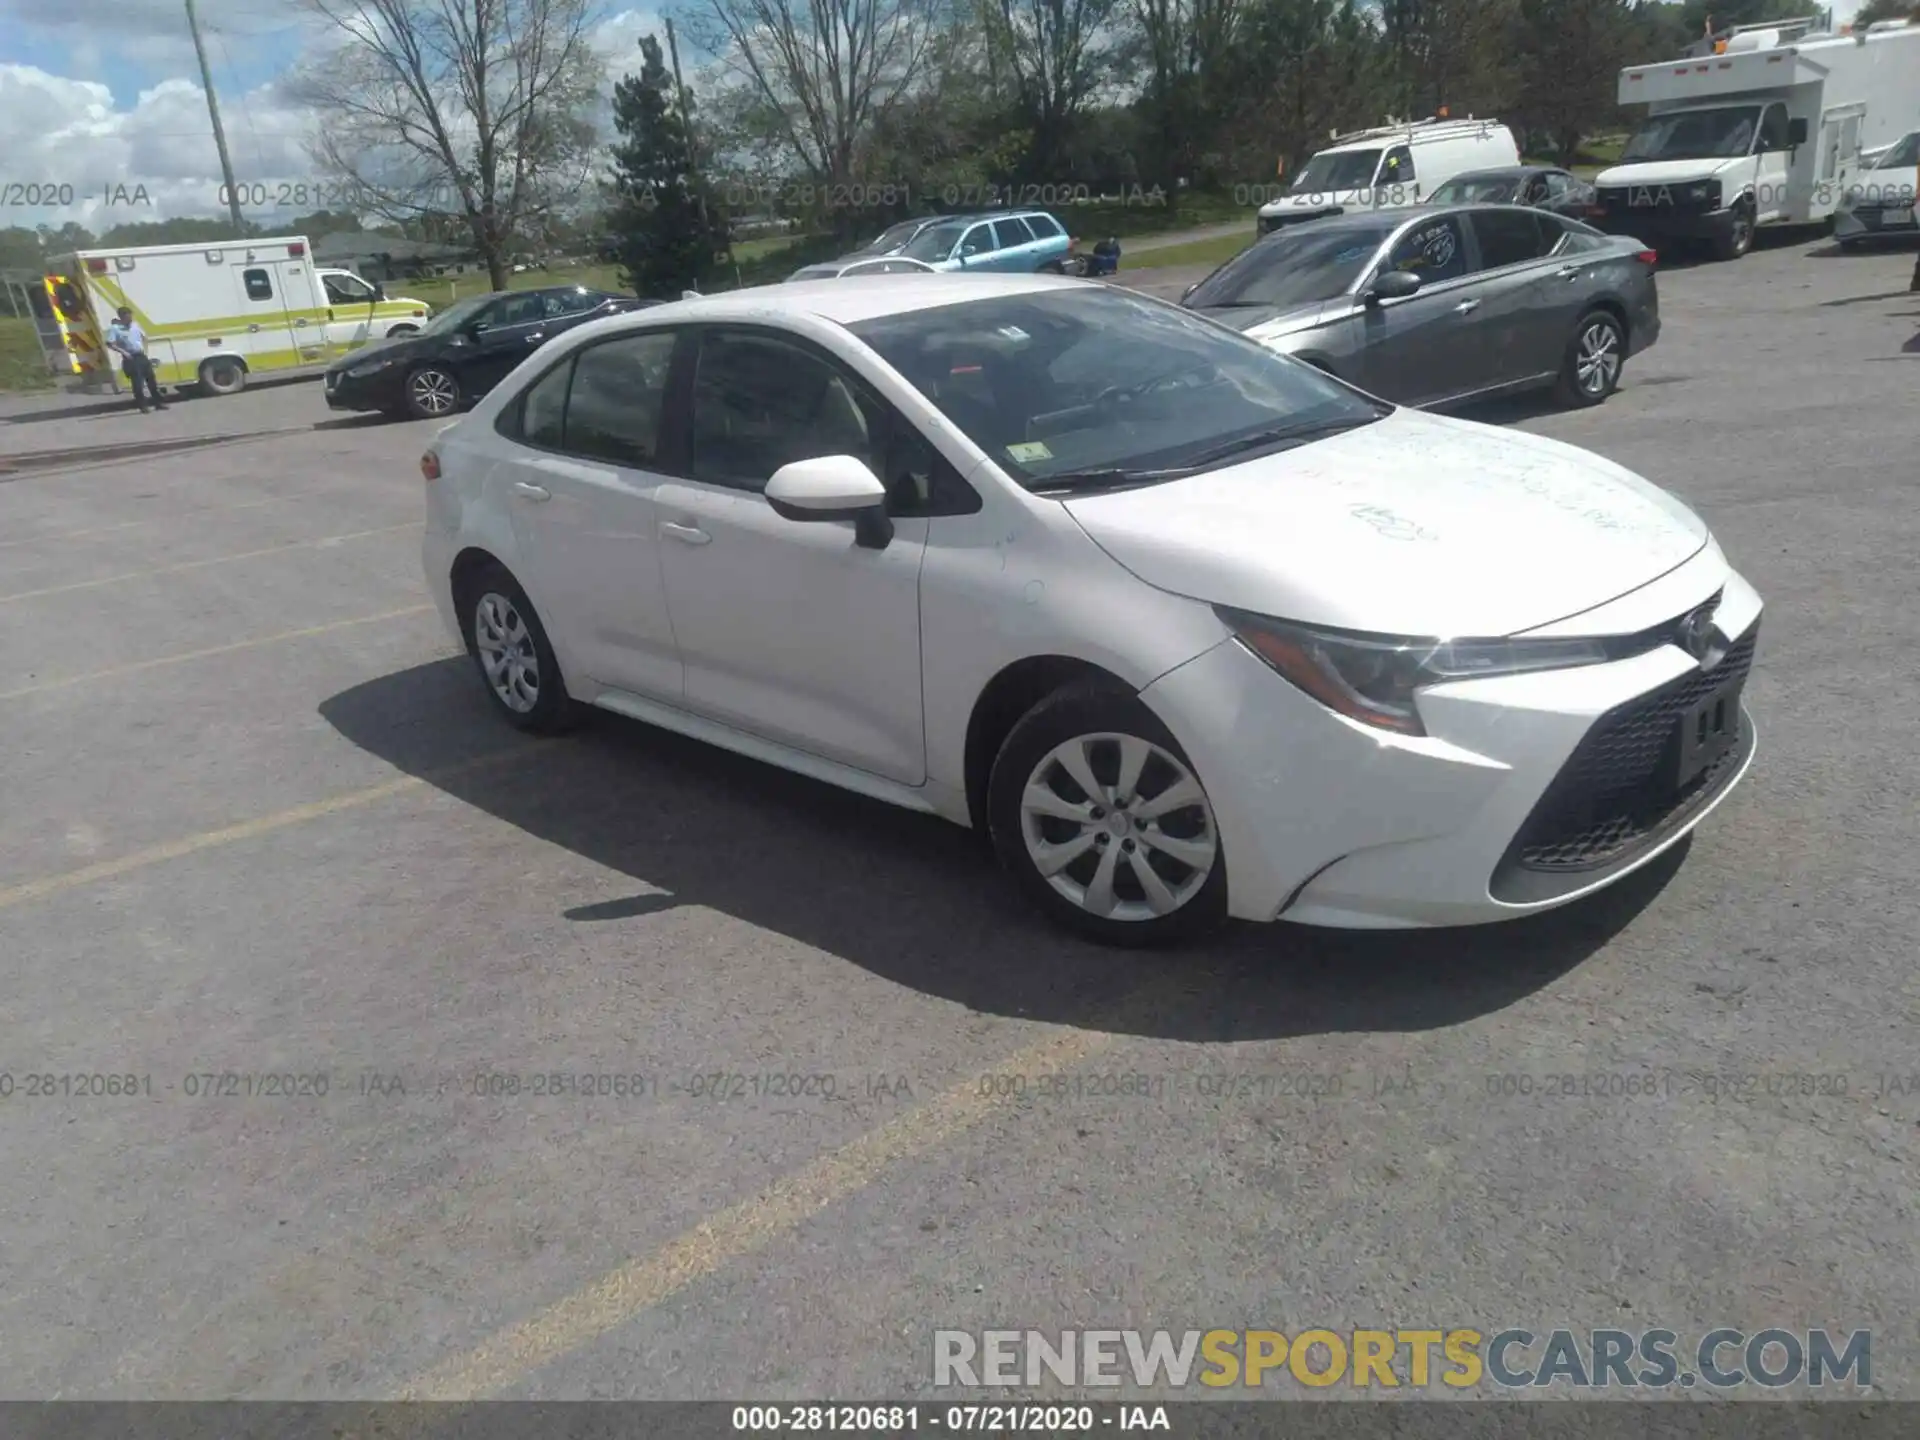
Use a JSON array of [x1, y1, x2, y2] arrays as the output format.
[[1596, 17, 1920, 260], [38, 235, 432, 397], [1254, 118, 1522, 235]]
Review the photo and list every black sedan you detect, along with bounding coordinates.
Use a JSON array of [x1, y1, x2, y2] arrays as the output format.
[[1179, 204, 1660, 409], [324, 285, 657, 419], [1426, 166, 1598, 219]]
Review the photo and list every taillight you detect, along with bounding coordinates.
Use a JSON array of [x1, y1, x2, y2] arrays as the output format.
[[1068, 236, 1079, 252], [421, 451, 440, 481], [1636, 249, 1658, 266]]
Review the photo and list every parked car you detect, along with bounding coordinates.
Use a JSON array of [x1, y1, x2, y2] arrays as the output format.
[[786, 257, 939, 281], [324, 285, 658, 420], [1181, 205, 1659, 409], [1834, 130, 1919, 250], [1257, 118, 1522, 234], [898, 211, 1076, 271], [419, 273, 1758, 945], [1426, 165, 1598, 217]]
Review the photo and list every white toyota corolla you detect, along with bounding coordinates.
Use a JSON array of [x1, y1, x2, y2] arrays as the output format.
[[420, 273, 1760, 945]]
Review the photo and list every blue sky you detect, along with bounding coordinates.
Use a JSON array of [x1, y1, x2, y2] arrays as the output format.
[[0, 0, 675, 230]]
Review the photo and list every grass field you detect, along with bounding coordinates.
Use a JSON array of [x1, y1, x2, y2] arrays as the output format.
[[0, 317, 55, 393]]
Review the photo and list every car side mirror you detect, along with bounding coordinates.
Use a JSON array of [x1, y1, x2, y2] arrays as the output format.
[[1364, 269, 1423, 305], [765, 454, 894, 549], [372, 283, 386, 302], [1181, 282, 1198, 303], [1787, 118, 1808, 147]]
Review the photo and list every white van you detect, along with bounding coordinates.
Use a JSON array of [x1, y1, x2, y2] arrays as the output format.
[[1255, 118, 1522, 235]]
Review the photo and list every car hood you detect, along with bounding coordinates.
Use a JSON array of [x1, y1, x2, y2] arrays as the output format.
[[325, 333, 434, 373], [1259, 189, 1369, 215], [1061, 408, 1710, 636], [1595, 157, 1744, 189], [1188, 298, 1344, 339]]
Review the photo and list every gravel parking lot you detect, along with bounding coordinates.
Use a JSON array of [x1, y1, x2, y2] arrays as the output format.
[[2, 235, 1916, 1402]]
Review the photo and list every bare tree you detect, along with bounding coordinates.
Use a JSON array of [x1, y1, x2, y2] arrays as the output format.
[[982, 0, 1120, 181], [288, 0, 606, 291], [678, 0, 946, 202]]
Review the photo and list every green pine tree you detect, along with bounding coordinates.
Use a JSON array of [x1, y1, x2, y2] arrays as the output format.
[[608, 36, 731, 297]]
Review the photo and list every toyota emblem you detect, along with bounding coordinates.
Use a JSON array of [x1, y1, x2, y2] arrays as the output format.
[[1678, 605, 1727, 670]]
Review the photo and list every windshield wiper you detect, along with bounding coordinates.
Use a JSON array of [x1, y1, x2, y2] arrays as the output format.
[[1177, 416, 1381, 468], [1028, 466, 1193, 495]]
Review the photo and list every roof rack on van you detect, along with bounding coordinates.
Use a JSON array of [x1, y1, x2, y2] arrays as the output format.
[[1681, 15, 1820, 55], [1322, 115, 1498, 147]]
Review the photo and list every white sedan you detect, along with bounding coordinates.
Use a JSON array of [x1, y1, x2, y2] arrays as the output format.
[[419, 273, 1761, 945]]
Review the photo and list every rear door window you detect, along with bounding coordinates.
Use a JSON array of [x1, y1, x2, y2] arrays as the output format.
[[1466, 209, 1549, 268], [1386, 215, 1471, 282], [996, 217, 1036, 247], [562, 331, 680, 467]]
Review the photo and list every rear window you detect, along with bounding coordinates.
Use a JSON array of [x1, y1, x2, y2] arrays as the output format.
[[1467, 209, 1549, 268], [1026, 214, 1064, 238], [996, 217, 1036, 246]]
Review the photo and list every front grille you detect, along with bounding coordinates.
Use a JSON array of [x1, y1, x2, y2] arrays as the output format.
[[1501, 622, 1758, 879], [1596, 186, 1718, 217]]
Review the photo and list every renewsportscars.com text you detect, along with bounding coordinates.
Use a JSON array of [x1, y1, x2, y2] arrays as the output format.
[[933, 1327, 1871, 1391]]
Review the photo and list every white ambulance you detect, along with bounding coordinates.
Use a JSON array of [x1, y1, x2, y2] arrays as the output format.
[[39, 235, 433, 397], [1598, 18, 1920, 260]]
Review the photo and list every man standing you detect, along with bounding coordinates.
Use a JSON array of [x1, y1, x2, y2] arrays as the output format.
[[104, 305, 167, 412]]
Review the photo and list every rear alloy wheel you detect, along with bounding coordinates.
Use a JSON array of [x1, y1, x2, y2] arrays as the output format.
[[198, 357, 246, 396], [989, 684, 1228, 946], [1555, 311, 1625, 408], [461, 564, 574, 734], [406, 365, 461, 419]]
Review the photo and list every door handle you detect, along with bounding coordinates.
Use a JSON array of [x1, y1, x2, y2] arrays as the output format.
[[1555, 266, 1581, 278], [661, 521, 711, 545], [248, 323, 261, 333], [1453, 299, 1481, 314], [512, 482, 551, 502], [295, 318, 309, 327]]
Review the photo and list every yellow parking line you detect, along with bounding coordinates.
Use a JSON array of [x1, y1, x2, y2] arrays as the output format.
[[0, 604, 435, 701], [397, 970, 1194, 1402], [0, 748, 524, 914], [0, 523, 420, 604]]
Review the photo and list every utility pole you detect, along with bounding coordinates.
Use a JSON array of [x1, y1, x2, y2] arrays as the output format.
[[185, 0, 247, 236], [661, 20, 737, 280]]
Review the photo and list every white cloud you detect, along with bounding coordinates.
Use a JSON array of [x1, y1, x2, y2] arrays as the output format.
[[1, 4, 674, 236]]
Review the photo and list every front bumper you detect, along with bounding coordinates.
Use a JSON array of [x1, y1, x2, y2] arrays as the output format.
[[1833, 202, 1919, 241], [324, 364, 405, 412], [1595, 205, 1734, 246], [1139, 562, 1762, 928]]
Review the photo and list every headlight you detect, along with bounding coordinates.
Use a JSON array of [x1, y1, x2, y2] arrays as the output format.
[[1217, 608, 1612, 736], [1685, 180, 1720, 207], [348, 357, 398, 377]]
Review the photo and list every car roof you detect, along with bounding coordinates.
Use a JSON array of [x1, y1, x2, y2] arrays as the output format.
[[1442, 166, 1552, 182], [602, 272, 1079, 328]]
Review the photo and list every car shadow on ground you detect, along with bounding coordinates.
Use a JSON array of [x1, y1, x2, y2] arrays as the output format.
[[319, 659, 1682, 1043]]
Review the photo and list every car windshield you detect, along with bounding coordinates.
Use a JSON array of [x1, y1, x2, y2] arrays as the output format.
[[847, 287, 1388, 489], [1621, 106, 1759, 162], [866, 220, 926, 253], [1872, 132, 1920, 171], [1289, 148, 1382, 193], [902, 222, 967, 261], [418, 295, 494, 334], [1431, 175, 1521, 204], [1181, 221, 1398, 310]]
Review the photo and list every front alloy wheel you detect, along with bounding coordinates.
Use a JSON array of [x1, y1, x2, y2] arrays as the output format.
[[989, 684, 1228, 946], [407, 366, 460, 418]]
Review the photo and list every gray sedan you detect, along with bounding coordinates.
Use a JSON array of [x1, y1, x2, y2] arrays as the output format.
[[1180, 204, 1661, 408]]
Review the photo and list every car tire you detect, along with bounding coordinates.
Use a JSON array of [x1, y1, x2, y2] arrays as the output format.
[[987, 682, 1229, 948], [197, 357, 247, 396], [387, 324, 419, 337], [1554, 310, 1625, 408], [1713, 200, 1755, 261], [457, 563, 575, 734], [405, 364, 462, 419], [1837, 237, 1862, 253]]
